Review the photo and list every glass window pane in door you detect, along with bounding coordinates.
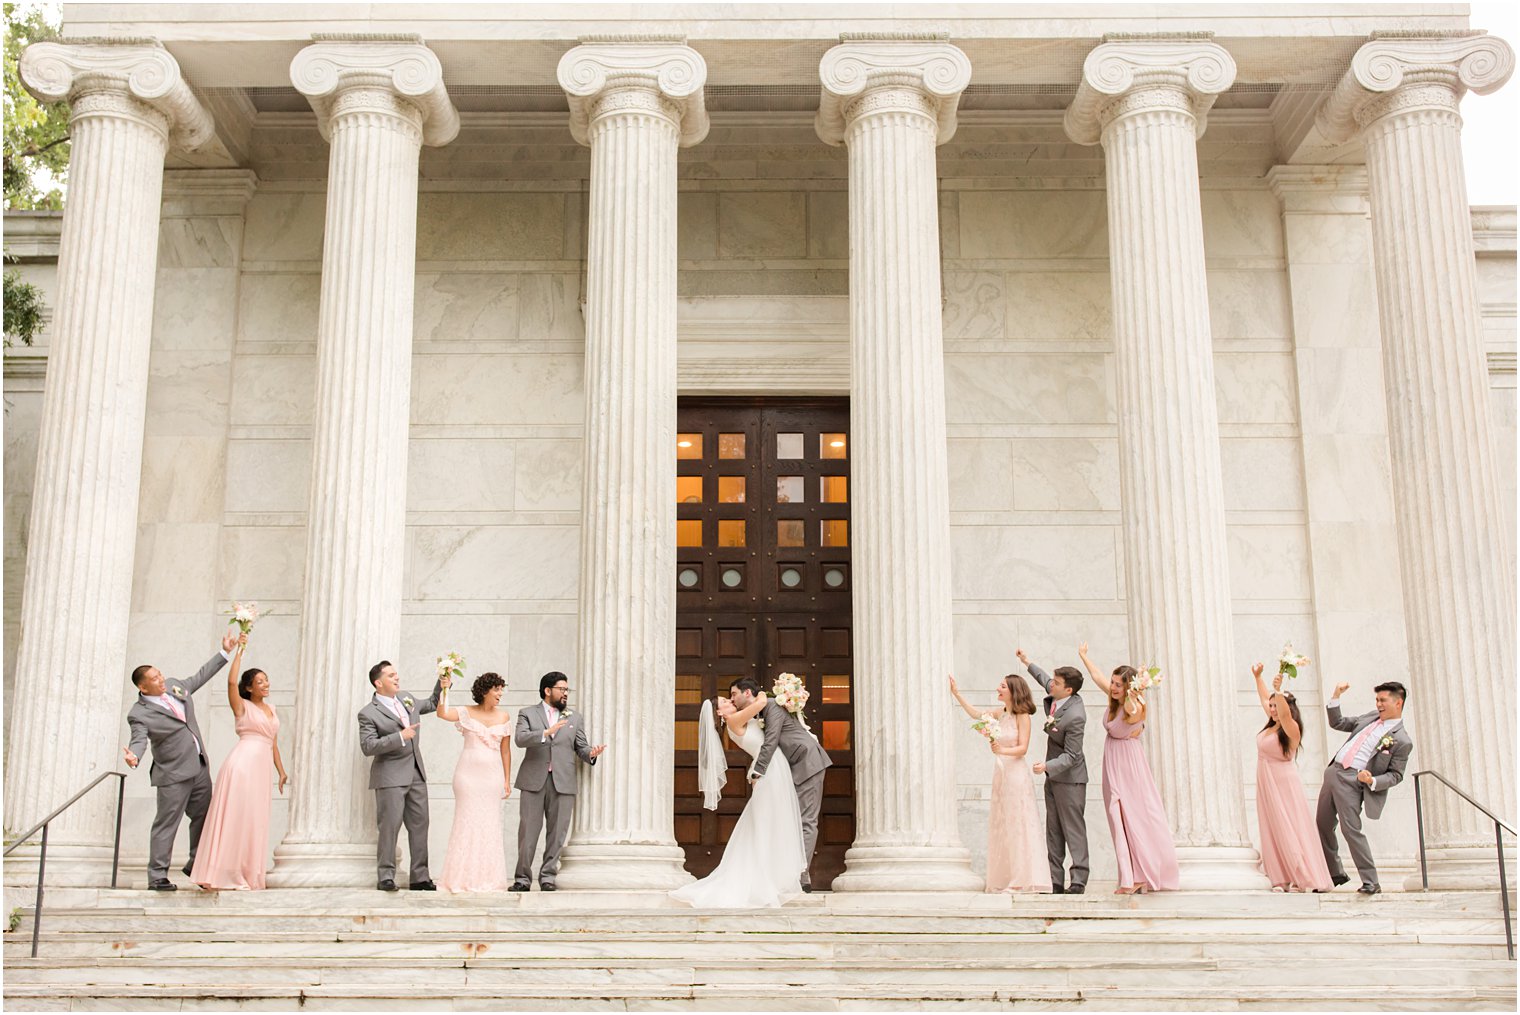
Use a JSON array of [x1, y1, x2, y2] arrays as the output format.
[[777, 519, 805, 547], [776, 433, 804, 459], [821, 519, 848, 547], [776, 476, 804, 504], [677, 519, 703, 546], [820, 476, 847, 503], [718, 476, 746, 503], [718, 433, 746, 459], [821, 433, 847, 459], [677, 433, 703, 459], [677, 476, 703, 504]]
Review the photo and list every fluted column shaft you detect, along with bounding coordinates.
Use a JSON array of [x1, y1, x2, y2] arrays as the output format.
[[272, 44, 457, 885], [1317, 36, 1517, 884], [554, 42, 707, 890], [6, 43, 212, 885], [817, 40, 981, 891], [1067, 41, 1264, 887]]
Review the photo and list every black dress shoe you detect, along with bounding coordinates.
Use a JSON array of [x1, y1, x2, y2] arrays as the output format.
[[147, 879, 177, 892], [377, 879, 398, 892], [1050, 884, 1066, 894], [1331, 873, 1350, 887], [409, 880, 437, 891], [800, 882, 813, 894], [539, 882, 557, 892], [182, 863, 194, 878], [508, 883, 530, 892], [1066, 884, 1086, 895], [1356, 883, 1381, 895]]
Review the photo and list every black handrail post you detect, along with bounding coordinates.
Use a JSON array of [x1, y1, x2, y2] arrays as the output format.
[[110, 775, 125, 890], [1415, 773, 1429, 891], [30, 823, 47, 959], [1497, 820, 1513, 961]]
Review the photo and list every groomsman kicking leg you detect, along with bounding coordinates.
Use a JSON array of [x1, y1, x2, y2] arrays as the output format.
[[1019, 649, 1089, 895]]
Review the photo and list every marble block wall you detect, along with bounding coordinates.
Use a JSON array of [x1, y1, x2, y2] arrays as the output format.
[[2, 108, 1514, 883]]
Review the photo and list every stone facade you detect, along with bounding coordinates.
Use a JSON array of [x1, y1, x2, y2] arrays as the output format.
[[2, 4, 1515, 891]]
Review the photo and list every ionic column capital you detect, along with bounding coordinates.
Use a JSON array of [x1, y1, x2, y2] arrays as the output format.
[[557, 39, 709, 148], [19, 39, 213, 151], [290, 36, 459, 146], [816, 37, 971, 146], [1064, 37, 1237, 145], [1316, 33, 1514, 143]]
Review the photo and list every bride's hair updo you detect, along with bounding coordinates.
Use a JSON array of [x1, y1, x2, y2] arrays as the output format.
[[471, 672, 505, 704]]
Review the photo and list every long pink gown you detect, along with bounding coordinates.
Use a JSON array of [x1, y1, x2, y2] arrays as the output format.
[[1255, 728, 1333, 891], [440, 713, 511, 893], [1101, 711, 1180, 891], [985, 714, 1053, 894], [191, 703, 278, 890]]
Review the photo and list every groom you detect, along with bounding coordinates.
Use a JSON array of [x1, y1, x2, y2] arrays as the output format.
[[732, 677, 832, 891]]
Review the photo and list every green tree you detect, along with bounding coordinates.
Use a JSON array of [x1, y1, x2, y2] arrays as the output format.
[[3, 1, 67, 346]]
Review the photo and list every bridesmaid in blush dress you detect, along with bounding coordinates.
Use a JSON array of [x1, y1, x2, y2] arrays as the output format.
[[1250, 662, 1333, 892], [436, 672, 513, 892], [191, 633, 289, 891], [948, 673, 1052, 894], [1077, 642, 1179, 894]]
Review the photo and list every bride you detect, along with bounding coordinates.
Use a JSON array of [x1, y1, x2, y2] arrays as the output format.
[[670, 691, 806, 909]]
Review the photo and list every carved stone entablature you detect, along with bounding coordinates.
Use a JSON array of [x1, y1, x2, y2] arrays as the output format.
[[1315, 33, 1515, 143], [1064, 38, 1237, 145], [557, 41, 708, 148], [19, 40, 214, 151], [290, 37, 459, 147], [815, 38, 971, 146]]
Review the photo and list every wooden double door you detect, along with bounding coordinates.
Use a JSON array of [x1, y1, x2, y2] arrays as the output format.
[[673, 398, 855, 888]]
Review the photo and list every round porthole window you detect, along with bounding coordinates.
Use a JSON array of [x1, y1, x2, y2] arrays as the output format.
[[722, 568, 743, 588], [781, 568, 802, 588], [678, 568, 700, 588], [824, 568, 846, 588]]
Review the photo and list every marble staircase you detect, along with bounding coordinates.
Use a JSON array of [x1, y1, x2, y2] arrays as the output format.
[[3, 889, 1514, 1010]]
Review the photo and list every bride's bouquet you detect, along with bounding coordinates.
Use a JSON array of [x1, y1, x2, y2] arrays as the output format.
[[227, 601, 260, 635], [437, 652, 466, 684], [772, 672, 812, 731], [1277, 643, 1310, 680], [1127, 664, 1163, 708], [970, 713, 1001, 743]]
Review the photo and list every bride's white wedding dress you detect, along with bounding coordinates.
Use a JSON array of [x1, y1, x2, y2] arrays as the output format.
[[670, 715, 807, 909]]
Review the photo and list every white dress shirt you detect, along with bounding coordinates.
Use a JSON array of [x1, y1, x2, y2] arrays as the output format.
[[375, 694, 411, 749], [1328, 701, 1401, 770]]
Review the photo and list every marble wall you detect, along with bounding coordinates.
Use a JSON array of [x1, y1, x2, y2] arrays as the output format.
[[2, 109, 1514, 886]]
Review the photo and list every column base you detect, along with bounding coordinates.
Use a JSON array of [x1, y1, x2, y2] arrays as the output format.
[[555, 842, 695, 891], [2, 842, 124, 889], [1403, 844, 1518, 892], [267, 841, 376, 888], [830, 844, 983, 892], [1174, 845, 1271, 890]]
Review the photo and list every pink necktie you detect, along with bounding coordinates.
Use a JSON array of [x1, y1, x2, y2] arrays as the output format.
[[163, 696, 185, 722], [1340, 722, 1379, 769], [390, 699, 407, 723]]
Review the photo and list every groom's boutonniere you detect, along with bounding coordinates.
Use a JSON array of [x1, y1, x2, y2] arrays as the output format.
[[1377, 734, 1395, 752], [170, 684, 187, 699], [402, 695, 415, 711], [561, 708, 574, 719], [1043, 715, 1058, 733]]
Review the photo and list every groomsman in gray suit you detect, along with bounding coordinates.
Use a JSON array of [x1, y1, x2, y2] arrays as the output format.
[[733, 676, 832, 892], [358, 660, 444, 891], [512, 671, 606, 891], [1317, 680, 1414, 895], [1018, 648, 1090, 894], [123, 628, 240, 890]]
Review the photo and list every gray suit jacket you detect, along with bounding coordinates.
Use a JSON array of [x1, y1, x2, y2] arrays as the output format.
[[1326, 703, 1414, 820], [357, 682, 442, 790], [1028, 664, 1088, 784], [752, 700, 831, 785], [125, 652, 228, 787], [513, 703, 597, 794]]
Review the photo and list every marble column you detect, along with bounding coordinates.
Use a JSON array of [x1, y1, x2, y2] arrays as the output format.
[[816, 38, 982, 892], [552, 40, 706, 890], [1065, 39, 1266, 888], [1316, 34, 1517, 889], [5, 42, 212, 886], [269, 41, 458, 886]]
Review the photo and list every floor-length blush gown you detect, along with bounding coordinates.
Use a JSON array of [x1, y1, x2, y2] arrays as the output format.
[[440, 713, 511, 892], [191, 703, 278, 890], [1101, 711, 1180, 891], [1255, 728, 1333, 891], [985, 714, 1053, 894]]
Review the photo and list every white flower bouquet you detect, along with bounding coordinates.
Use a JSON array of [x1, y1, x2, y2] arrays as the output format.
[[971, 713, 1001, 743], [437, 652, 466, 683], [1127, 664, 1163, 708], [772, 671, 811, 729], [228, 601, 260, 635], [1277, 643, 1311, 680]]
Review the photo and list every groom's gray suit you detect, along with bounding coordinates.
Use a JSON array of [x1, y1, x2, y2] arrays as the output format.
[[751, 700, 832, 886], [513, 702, 598, 887], [358, 681, 443, 884], [125, 651, 229, 881], [1027, 663, 1089, 891]]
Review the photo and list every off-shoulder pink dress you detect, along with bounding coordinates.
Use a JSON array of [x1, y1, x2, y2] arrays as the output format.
[[440, 712, 512, 892]]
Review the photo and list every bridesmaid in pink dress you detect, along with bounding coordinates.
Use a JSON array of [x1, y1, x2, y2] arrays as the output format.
[[436, 673, 513, 892], [1250, 662, 1333, 892], [192, 634, 289, 891], [948, 673, 1053, 894], [1078, 642, 1179, 894]]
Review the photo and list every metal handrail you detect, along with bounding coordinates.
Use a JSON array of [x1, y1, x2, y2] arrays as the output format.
[[2, 771, 127, 958], [1412, 770, 1515, 960]]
